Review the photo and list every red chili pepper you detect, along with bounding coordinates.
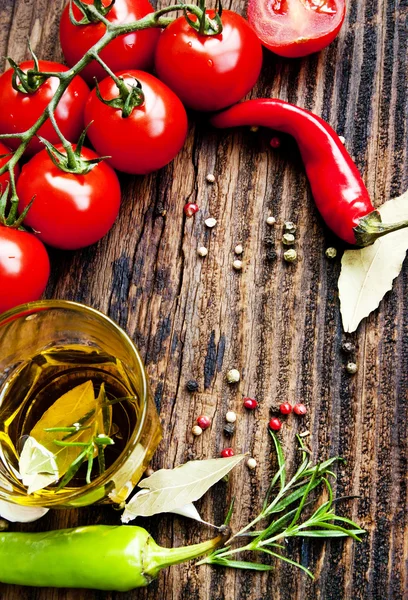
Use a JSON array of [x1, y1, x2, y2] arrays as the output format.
[[211, 99, 408, 247]]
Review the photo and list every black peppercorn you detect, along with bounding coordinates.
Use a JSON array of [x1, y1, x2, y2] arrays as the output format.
[[341, 341, 355, 354], [186, 380, 199, 393], [223, 423, 236, 436]]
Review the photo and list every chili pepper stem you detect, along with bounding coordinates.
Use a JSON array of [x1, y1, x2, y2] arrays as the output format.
[[145, 525, 230, 577], [354, 210, 408, 247]]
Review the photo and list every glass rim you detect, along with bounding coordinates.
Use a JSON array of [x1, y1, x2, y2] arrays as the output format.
[[0, 299, 149, 506]]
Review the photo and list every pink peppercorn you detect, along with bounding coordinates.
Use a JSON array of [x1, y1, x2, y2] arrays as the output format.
[[269, 417, 282, 431], [243, 397, 258, 410], [294, 403, 307, 416], [184, 203, 199, 217], [221, 448, 235, 458], [279, 402, 292, 415], [196, 415, 211, 430]]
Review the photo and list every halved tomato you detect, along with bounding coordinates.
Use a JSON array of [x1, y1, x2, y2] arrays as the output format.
[[247, 0, 346, 58]]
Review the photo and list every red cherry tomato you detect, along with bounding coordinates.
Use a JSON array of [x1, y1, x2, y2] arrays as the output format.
[[247, 0, 346, 58], [0, 226, 50, 315], [84, 71, 188, 175], [60, 0, 160, 85], [16, 146, 121, 250], [0, 142, 19, 192], [155, 10, 263, 112], [0, 61, 89, 157]]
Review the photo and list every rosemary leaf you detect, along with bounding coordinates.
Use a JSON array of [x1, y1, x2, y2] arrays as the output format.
[[289, 465, 320, 527], [224, 497, 235, 526], [104, 395, 138, 407], [96, 383, 111, 437], [263, 464, 286, 511], [271, 478, 322, 514], [256, 505, 306, 542], [86, 447, 94, 485], [295, 522, 364, 541], [294, 529, 363, 538], [208, 558, 274, 571], [44, 426, 91, 433], [98, 445, 106, 475], [322, 514, 365, 529], [302, 456, 343, 478], [57, 448, 89, 490], [271, 432, 286, 489], [61, 408, 96, 440], [53, 440, 91, 447], [261, 548, 314, 579]]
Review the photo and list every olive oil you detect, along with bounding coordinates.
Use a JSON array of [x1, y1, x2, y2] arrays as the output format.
[[0, 301, 162, 508], [0, 345, 142, 497]]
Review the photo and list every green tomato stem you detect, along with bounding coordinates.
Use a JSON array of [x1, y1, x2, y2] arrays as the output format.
[[47, 109, 78, 169]]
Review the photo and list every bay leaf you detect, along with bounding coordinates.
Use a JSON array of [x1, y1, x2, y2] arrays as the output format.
[[339, 191, 408, 332], [170, 502, 205, 523], [19, 436, 59, 494], [121, 454, 245, 522], [27, 380, 97, 488], [128, 489, 206, 523]]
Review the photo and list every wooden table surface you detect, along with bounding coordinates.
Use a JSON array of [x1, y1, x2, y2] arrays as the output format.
[[1, 0, 407, 599]]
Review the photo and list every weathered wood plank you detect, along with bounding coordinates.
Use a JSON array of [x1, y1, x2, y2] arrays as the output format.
[[0, 0, 407, 598]]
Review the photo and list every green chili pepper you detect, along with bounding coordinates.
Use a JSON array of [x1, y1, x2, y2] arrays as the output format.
[[0, 524, 229, 591]]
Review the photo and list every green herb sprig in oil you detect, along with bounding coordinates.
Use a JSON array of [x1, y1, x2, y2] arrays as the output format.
[[44, 385, 138, 489]]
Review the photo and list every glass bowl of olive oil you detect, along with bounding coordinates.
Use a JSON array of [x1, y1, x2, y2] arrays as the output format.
[[0, 300, 162, 508]]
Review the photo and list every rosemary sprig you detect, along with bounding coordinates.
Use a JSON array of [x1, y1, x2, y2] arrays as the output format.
[[199, 433, 365, 577], [54, 433, 114, 488]]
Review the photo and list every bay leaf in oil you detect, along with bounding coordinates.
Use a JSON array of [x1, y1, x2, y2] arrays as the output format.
[[28, 380, 97, 485], [19, 437, 59, 494]]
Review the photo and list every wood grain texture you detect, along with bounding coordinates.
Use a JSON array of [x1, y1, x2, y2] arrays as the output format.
[[0, 0, 407, 599]]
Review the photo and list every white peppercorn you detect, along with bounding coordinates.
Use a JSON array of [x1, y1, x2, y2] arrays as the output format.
[[283, 249, 297, 262], [197, 246, 208, 257], [226, 369, 240, 383], [205, 217, 217, 228], [225, 411, 237, 423]]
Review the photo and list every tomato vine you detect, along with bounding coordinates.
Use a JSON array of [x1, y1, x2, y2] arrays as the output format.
[[0, 0, 220, 187]]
